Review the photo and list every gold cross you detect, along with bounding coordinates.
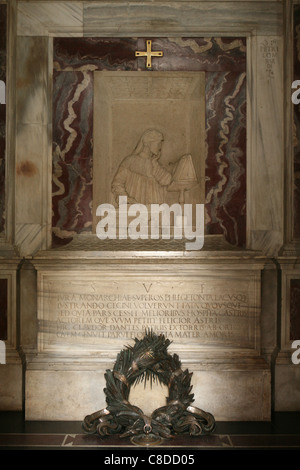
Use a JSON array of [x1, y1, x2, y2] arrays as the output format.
[[135, 40, 163, 69]]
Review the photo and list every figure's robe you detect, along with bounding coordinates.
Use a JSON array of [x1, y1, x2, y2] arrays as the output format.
[[112, 154, 172, 205]]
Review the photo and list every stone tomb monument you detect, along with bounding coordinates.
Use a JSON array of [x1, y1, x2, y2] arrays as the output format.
[[28, 67, 270, 422]]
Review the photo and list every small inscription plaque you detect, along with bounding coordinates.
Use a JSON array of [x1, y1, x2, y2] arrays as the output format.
[[259, 38, 279, 79], [39, 271, 259, 353]]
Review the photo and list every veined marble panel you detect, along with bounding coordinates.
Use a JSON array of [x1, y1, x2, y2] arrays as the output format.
[[52, 37, 246, 248], [52, 69, 94, 245], [53, 36, 246, 72]]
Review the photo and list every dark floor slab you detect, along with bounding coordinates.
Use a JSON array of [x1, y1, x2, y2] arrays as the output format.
[[0, 432, 300, 449], [229, 434, 300, 448], [65, 433, 232, 448], [0, 412, 300, 450], [0, 433, 65, 447]]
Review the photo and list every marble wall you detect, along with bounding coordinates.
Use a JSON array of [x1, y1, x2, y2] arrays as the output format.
[[52, 37, 247, 248], [0, 3, 6, 234]]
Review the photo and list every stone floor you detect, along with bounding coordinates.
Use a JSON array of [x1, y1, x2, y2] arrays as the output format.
[[0, 411, 300, 451]]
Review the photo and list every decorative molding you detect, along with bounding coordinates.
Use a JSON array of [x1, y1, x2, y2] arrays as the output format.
[[17, 1, 83, 37], [17, 1, 283, 37]]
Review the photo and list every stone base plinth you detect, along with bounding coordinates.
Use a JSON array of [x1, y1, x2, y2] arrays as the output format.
[[275, 361, 300, 412], [0, 363, 23, 411], [25, 358, 271, 421], [25, 247, 271, 421]]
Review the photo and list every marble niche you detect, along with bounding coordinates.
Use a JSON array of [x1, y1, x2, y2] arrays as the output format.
[[11, 1, 287, 422]]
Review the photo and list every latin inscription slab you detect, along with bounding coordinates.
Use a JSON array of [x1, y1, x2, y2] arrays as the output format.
[[38, 270, 260, 354]]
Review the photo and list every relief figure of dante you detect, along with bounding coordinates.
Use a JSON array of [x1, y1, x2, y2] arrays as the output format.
[[111, 129, 172, 205]]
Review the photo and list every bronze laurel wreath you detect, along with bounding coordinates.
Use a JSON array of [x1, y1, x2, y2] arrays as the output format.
[[82, 331, 215, 439]]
